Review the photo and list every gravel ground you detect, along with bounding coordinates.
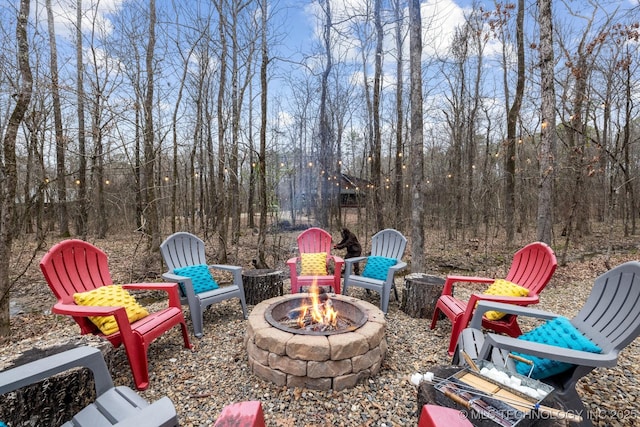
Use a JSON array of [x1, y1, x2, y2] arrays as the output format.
[[2, 252, 640, 427]]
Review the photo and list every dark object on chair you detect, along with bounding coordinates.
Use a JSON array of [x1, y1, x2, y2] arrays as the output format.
[[342, 229, 407, 314], [40, 239, 192, 390], [334, 228, 362, 275], [0, 346, 178, 426], [431, 242, 557, 355], [160, 232, 248, 338], [454, 261, 640, 427]]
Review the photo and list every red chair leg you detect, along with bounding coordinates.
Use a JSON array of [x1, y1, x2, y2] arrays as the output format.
[[430, 304, 441, 329], [447, 314, 466, 356]]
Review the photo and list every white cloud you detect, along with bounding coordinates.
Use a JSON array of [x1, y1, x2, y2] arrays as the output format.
[[35, 0, 124, 41], [299, 0, 478, 70]]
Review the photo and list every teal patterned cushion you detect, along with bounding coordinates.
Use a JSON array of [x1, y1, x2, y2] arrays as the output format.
[[173, 264, 219, 295], [361, 256, 397, 280], [513, 316, 601, 379]]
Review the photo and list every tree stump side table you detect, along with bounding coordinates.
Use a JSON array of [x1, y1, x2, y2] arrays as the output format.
[[242, 269, 284, 305], [400, 273, 445, 318]]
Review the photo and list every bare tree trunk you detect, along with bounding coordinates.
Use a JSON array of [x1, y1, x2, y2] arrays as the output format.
[[505, 0, 525, 246], [622, 56, 636, 235], [409, 0, 424, 272], [0, 0, 32, 337], [230, 12, 241, 247], [372, 0, 384, 231], [247, 81, 256, 229], [317, 0, 333, 228], [466, 13, 484, 237], [144, 0, 161, 252], [46, 0, 69, 237], [392, 0, 404, 230], [229, 2, 248, 246], [171, 48, 190, 234], [205, 83, 217, 236], [536, 0, 556, 244], [215, 0, 229, 262], [256, 0, 269, 269], [75, 0, 88, 239]]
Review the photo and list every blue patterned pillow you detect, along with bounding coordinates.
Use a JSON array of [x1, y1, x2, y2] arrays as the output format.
[[513, 316, 601, 379], [361, 256, 397, 280], [173, 264, 219, 295]]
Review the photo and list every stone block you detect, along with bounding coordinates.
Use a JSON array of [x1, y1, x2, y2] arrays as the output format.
[[355, 320, 385, 349], [246, 339, 269, 366], [252, 360, 287, 387], [268, 353, 307, 377], [352, 346, 382, 372], [286, 375, 332, 391], [286, 335, 330, 362], [307, 358, 352, 378], [333, 369, 370, 392], [254, 327, 292, 355], [328, 333, 369, 360], [353, 299, 386, 324], [246, 307, 272, 334]]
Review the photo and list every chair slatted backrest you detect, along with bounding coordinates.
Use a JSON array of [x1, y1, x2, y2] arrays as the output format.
[[160, 232, 208, 271], [370, 229, 407, 260], [504, 242, 557, 295], [297, 228, 333, 255], [40, 240, 113, 304], [574, 261, 640, 353]]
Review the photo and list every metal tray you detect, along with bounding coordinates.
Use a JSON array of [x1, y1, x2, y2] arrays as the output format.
[[434, 361, 554, 427]]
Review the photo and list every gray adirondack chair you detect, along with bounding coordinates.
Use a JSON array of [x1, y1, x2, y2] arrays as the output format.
[[160, 232, 247, 338], [0, 346, 178, 426], [342, 229, 407, 314], [454, 261, 640, 426]]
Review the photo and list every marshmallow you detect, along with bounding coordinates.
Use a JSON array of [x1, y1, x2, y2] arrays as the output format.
[[410, 373, 423, 386]]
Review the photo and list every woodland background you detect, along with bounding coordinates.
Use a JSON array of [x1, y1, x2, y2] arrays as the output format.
[[0, 0, 639, 337]]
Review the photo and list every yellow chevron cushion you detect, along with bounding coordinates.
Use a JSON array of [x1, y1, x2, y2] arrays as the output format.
[[73, 285, 149, 335], [481, 279, 529, 320], [300, 252, 328, 275]]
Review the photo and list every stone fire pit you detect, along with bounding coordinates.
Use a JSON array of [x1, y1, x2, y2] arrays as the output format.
[[245, 293, 387, 391]]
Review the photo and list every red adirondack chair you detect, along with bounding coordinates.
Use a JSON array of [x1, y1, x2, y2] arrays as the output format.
[[40, 239, 192, 390], [430, 242, 557, 355], [286, 227, 343, 294]]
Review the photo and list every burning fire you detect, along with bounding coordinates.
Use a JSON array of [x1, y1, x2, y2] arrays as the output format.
[[296, 282, 338, 330]]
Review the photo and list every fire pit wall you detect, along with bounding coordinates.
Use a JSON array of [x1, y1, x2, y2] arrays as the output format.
[[245, 294, 387, 391]]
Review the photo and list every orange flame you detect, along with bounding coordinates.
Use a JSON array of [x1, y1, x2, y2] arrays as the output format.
[[297, 281, 338, 328]]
